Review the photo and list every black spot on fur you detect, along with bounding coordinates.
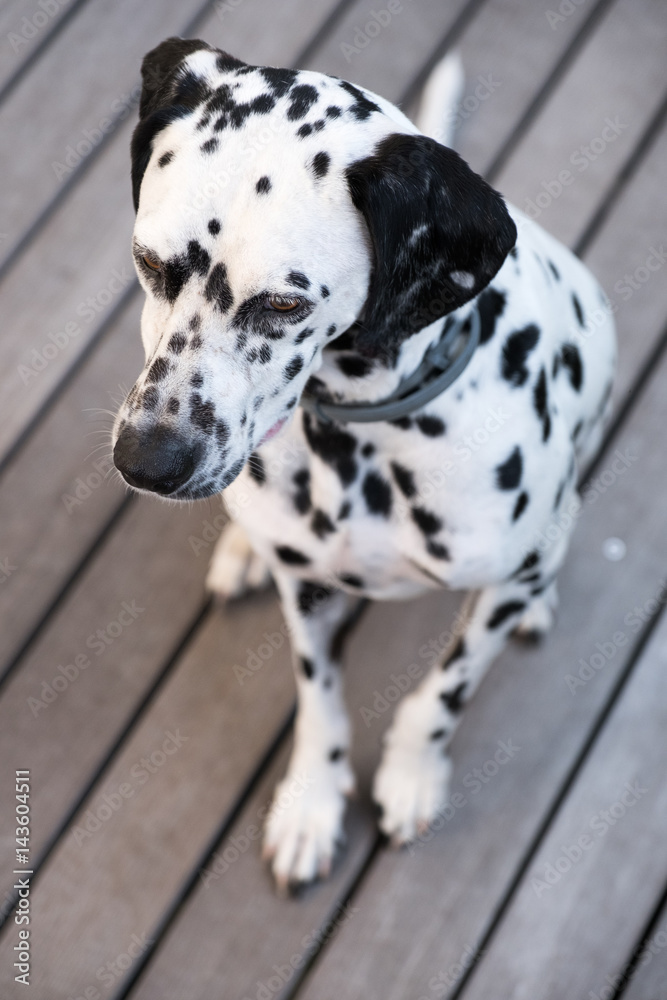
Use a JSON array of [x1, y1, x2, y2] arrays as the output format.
[[339, 80, 380, 120], [190, 333, 203, 350], [338, 500, 351, 520], [287, 270, 310, 290], [298, 580, 335, 614], [430, 728, 447, 740], [329, 747, 345, 762], [513, 491, 529, 521], [147, 356, 170, 382], [361, 443, 375, 458], [502, 325, 540, 386], [442, 638, 465, 670], [391, 461, 416, 498], [215, 420, 229, 446], [572, 419, 584, 442], [300, 656, 315, 679], [260, 67, 298, 98], [311, 509, 336, 538], [287, 84, 318, 121], [312, 152, 330, 177], [477, 288, 506, 345], [205, 262, 233, 313], [142, 386, 159, 410], [256, 175, 271, 194], [561, 343, 583, 391], [167, 397, 179, 415], [496, 446, 523, 490], [390, 416, 412, 430], [162, 240, 211, 304], [552, 353, 561, 378], [548, 260, 560, 281], [487, 600, 527, 630], [533, 368, 551, 441], [201, 137, 218, 154], [248, 452, 266, 484], [411, 507, 442, 536], [416, 415, 445, 437], [285, 355, 304, 381], [513, 550, 540, 577], [337, 355, 373, 378], [439, 682, 467, 714], [303, 412, 358, 486], [339, 573, 363, 588], [363, 471, 392, 516], [158, 151, 173, 167], [427, 540, 450, 560], [208, 218, 221, 235], [190, 371, 204, 387], [295, 326, 315, 345], [189, 314, 201, 331], [297, 123, 312, 138], [326, 105, 341, 118], [321, 285, 330, 298], [258, 342, 272, 363], [293, 468, 311, 514], [572, 292, 584, 326], [190, 394, 215, 434], [326, 325, 337, 337], [276, 545, 310, 566]]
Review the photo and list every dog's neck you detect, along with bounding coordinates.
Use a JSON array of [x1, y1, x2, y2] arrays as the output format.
[[311, 302, 476, 409]]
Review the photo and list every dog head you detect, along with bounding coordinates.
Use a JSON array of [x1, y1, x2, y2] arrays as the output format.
[[113, 38, 515, 499]]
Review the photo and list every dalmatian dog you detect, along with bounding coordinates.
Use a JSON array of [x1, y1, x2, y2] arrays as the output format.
[[112, 37, 616, 890]]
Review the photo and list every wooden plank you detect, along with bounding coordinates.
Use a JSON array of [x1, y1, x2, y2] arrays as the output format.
[[623, 902, 667, 999], [457, 608, 667, 998], [0, 293, 141, 671], [0, 0, 86, 98]]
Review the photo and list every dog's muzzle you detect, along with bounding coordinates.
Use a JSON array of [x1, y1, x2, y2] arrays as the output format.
[[114, 424, 203, 496]]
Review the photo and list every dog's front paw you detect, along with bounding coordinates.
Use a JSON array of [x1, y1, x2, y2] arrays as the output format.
[[373, 744, 452, 847], [262, 763, 355, 891], [206, 520, 271, 601]]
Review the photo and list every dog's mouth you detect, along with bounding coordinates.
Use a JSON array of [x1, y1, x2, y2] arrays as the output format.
[[259, 417, 287, 445]]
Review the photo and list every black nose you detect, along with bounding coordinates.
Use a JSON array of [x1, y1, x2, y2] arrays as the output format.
[[113, 424, 202, 495]]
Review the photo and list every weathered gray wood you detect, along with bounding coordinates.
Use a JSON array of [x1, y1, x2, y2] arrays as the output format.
[[0, 293, 141, 671], [458, 607, 667, 999], [623, 901, 667, 999], [0, 0, 84, 96]]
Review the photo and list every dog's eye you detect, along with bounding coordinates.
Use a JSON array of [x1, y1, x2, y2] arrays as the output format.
[[267, 294, 301, 312], [142, 254, 162, 272]]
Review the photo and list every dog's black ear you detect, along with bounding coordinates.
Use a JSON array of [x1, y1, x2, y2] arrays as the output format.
[[131, 37, 247, 211], [346, 133, 517, 358]]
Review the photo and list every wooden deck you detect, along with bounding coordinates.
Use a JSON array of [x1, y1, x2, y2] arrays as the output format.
[[1, 0, 667, 997]]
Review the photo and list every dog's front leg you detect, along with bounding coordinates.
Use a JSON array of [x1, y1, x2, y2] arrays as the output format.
[[373, 574, 558, 845], [262, 570, 364, 890]]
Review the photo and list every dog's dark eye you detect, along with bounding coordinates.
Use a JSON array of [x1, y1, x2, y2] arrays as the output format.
[[267, 294, 301, 312], [142, 254, 162, 272]]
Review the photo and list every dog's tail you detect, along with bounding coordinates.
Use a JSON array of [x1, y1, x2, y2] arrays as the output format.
[[415, 51, 464, 148]]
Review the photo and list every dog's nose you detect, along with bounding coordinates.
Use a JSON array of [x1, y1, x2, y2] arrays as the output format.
[[113, 424, 202, 495]]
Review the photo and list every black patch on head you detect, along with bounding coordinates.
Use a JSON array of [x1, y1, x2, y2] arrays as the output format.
[[552, 353, 561, 378], [501, 324, 540, 386], [548, 260, 560, 280], [361, 443, 375, 458], [572, 292, 584, 326], [391, 462, 416, 498], [326, 325, 337, 337], [496, 446, 523, 490], [300, 656, 315, 679], [487, 600, 527, 630], [339, 80, 380, 120], [261, 66, 298, 97], [287, 84, 318, 121], [430, 728, 447, 740], [215, 420, 229, 447], [256, 175, 271, 194], [167, 397, 179, 415], [326, 105, 341, 118], [312, 152, 330, 178], [572, 419, 584, 442], [168, 332, 187, 354], [189, 314, 201, 330], [339, 573, 363, 588], [533, 368, 551, 441], [190, 371, 204, 387], [284, 355, 304, 381], [201, 137, 218, 154], [338, 500, 351, 520], [208, 218, 221, 235], [427, 540, 450, 560], [512, 550, 540, 577], [276, 545, 310, 566], [513, 491, 529, 521], [160, 240, 211, 303], [363, 471, 392, 517], [329, 747, 345, 762], [311, 509, 336, 539], [205, 262, 233, 313], [293, 468, 311, 514], [442, 637, 465, 670], [390, 416, 412, 430], [561, 343, 583, 391], [295, 326, 315, 345], [297, 123, 313, 138], [147, 356, 170, 382], [439, 682, 467, 714], [337, 355, 373, 378], [321, 285, 329, 298], [411, 507, 442, 536], [477, 288, 506, 345], [190, 394, 215, 434], [416, 415, 445, 437], [190, 333, 203, 350], [298, 580, 335, 615], [158, 151, 174, 167], [248, 452, 266, 484], [258, 343, 272, 363], [287, 270, 310, 290], [142, 386, 159, 410], [303, 412, 358, 486]]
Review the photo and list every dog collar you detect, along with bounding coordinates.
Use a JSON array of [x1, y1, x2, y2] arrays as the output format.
[[300, 308, 481, 424]]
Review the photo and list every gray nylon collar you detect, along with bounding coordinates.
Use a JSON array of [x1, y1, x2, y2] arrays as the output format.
[[299, 308, 481, 424]]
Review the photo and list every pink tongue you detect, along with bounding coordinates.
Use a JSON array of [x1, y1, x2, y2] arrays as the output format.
[[261, 417, 287, 444]]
